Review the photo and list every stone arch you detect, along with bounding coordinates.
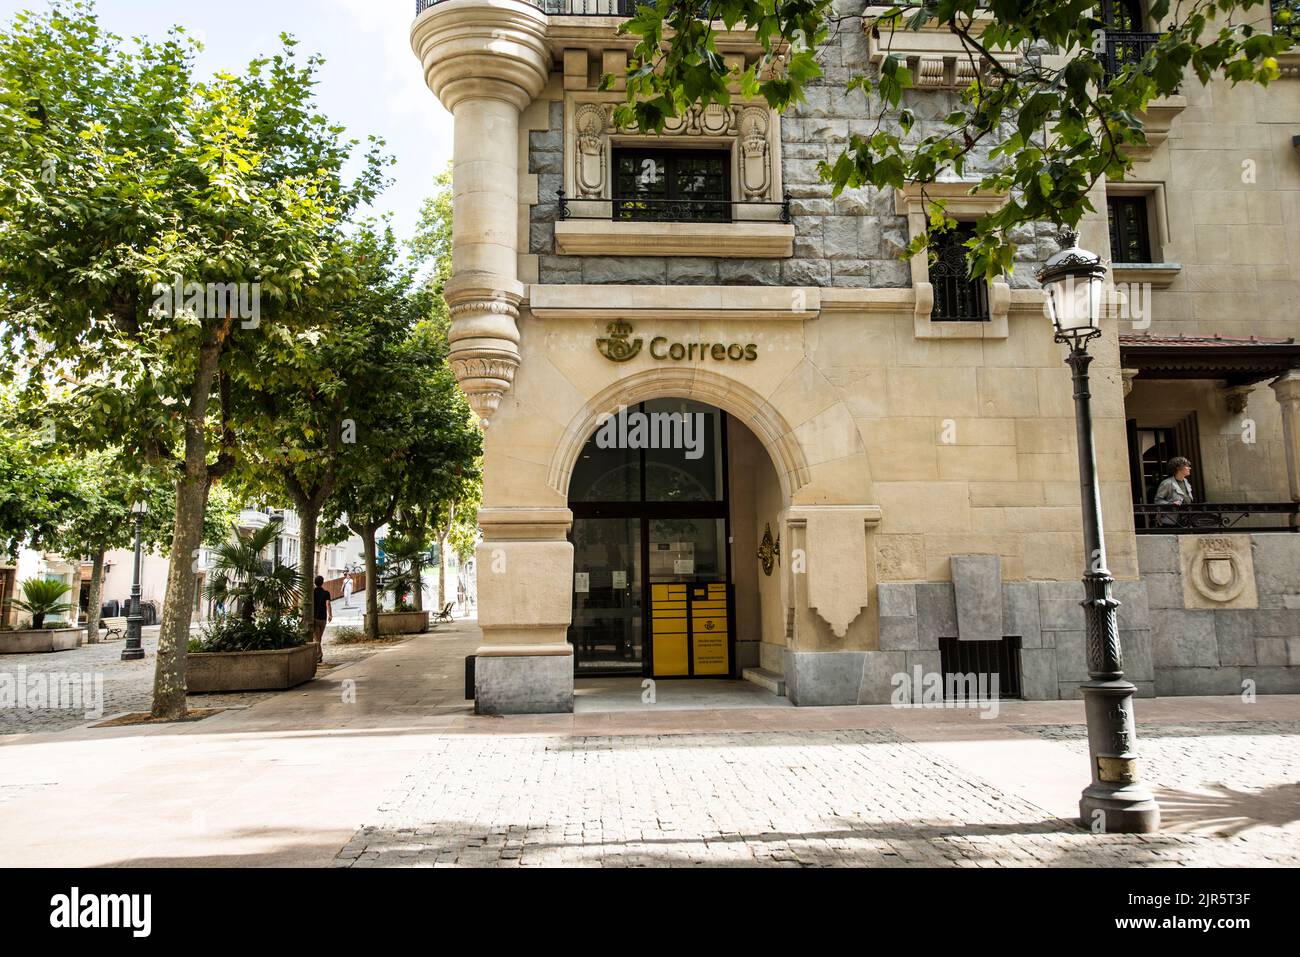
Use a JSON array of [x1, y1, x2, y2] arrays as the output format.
[[547, 367, 813, 502]]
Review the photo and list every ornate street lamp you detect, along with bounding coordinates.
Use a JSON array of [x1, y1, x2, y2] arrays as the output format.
[[1039, 230, 1160, 834], [121, 499, 148, 662]]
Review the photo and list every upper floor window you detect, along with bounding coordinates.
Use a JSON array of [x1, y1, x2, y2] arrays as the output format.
[[613, 148, 730, 223], [928, 222, 990, 322], [1100, 0, 1146, 31], [1108, 195, 1153, 263], [1099, 0, 1160, 79]]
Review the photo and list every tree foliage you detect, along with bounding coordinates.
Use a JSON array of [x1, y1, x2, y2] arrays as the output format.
[[613, 0, 1290, 277], [0, 0, 390, 718]]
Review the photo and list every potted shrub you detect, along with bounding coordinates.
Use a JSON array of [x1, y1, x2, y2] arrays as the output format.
[[184, 519, 316, 692], [364, 552, 429, 636], [0, 579, 83, 653], [186, 615, 316, 692]]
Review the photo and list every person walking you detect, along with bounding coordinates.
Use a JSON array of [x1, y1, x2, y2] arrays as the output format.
[[342, 574, 354, 609], [312, 576, 332, 663]]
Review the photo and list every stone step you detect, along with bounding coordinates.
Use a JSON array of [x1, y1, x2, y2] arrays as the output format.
[[743, 667, 786, 697]]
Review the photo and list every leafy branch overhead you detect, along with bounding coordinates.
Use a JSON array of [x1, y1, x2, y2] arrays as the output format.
[[611, 0, 1290, 278]]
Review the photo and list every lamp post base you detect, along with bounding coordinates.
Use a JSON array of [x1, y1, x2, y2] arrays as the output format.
[[1078, 678, 1161, 833], [1080, 788, 1162, 834], [120, 647, 145, 661]]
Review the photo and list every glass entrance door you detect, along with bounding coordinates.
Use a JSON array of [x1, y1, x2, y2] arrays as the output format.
[[567, 400, 733, 678], [571, 517, 643, 674]]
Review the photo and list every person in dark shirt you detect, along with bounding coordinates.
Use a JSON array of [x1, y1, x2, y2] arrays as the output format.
[[312, 576, 332, 663]]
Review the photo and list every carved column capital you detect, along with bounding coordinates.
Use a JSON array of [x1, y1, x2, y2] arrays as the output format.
[[1270, 369, 1300, 502], [411, 0, 550, 113], [1121, 368, 1140, 398], [1219, 383, 1253, 416], [445, 282, 524, 428]]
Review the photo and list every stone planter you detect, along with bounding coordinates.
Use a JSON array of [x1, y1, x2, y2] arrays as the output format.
[[364, 611, 430, 635], [0, 628, 84, 654], [186, 644, 318, 693]]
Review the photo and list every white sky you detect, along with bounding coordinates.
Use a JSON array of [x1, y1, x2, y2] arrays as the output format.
[[0, 0, 454, 240]]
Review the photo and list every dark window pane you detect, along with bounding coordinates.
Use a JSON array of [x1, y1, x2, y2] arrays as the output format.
[[644, 399, 725, 502], [612, 148, 730, 222], [929, 222, 990, 321], [570, 439, 641, 503], [1107, 196, 1152, 263]]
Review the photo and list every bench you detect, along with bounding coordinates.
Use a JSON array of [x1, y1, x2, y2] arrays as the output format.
[[432, 602, 455, 624], [97, 617, 127, 642]]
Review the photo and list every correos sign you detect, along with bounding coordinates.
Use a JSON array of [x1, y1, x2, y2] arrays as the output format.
[[597, 321, 757, 363]]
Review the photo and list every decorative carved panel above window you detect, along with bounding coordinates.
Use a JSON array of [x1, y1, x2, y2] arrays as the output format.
[[563, 95, 783, 211]]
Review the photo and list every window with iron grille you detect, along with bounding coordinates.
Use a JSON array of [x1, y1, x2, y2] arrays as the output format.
[[938, 636, 1023, 700], [613, 148, 731, 223], [1107, 195, 1153, 263], [928, 222, 989, 322], [1100, 0, 1145, 31]]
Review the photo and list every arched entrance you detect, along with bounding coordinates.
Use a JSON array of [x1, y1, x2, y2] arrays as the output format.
[[567, 399, 750, 679]]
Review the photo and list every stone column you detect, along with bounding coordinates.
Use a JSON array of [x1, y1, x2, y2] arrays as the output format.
[[474, 509, 575, 714], [413, 3, 573, 713], [411, 0, 550, 426], [1270, 370, 1300, 505]]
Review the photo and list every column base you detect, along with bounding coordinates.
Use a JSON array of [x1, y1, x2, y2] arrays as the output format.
[[1079, 786, 1162, 834], [474, 647, 574, 715]]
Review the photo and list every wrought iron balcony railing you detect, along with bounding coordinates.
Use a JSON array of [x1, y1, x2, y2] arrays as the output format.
[[416, 0, 635, 14], [1101, 30, 1162, 80], [1133, 502, 1300, 534], [558, 190, 791, 225]]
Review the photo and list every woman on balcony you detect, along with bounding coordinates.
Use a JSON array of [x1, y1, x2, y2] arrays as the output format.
[[1154, 457, 1195, 526]]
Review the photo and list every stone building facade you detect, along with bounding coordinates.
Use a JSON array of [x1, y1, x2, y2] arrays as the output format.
[[411, 0, 1300, 713]]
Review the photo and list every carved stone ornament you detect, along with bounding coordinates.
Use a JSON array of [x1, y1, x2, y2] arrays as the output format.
[[575, 102, 607, 199], [757, 522, 780, 577], [1187, 537, 1251, 605], [568, 98, 778, 203], [738, 107, 771, 199]]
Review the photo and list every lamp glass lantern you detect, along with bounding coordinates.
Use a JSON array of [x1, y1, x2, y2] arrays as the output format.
[[1038, 230, 1107, 343], [131, 500, 149, 516]]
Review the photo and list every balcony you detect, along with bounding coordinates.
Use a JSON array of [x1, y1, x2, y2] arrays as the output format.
[[1101, 31, 1162, 80], [1134, 503, 1300, 534], [554, 191, 795, 257]]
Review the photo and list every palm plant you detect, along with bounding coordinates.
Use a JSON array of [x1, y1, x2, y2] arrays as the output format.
[[205, 518, 300, 622], [13, 578, 73, 629]]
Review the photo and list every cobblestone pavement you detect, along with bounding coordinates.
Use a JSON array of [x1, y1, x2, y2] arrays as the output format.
[[1015, 721, 1300, 837], [0, 626, 394, 735], [334, 724, 1300, 868]]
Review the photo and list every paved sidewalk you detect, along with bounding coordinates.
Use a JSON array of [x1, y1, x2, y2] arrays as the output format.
[[1, 618, 1297, 867], [0, 622, 401, 735]]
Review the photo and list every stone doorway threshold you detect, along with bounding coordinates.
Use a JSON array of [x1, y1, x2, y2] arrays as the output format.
[[574, 676, 793, 713]]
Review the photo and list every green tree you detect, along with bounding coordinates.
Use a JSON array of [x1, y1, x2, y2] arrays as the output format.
[[613, 0, 1289, 277], [326, 320, 482, 640], [0, 3, 387, 718], [204, 517, 300, 622], [47, 452, 239, 641], [234, 223, 426, 639]]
